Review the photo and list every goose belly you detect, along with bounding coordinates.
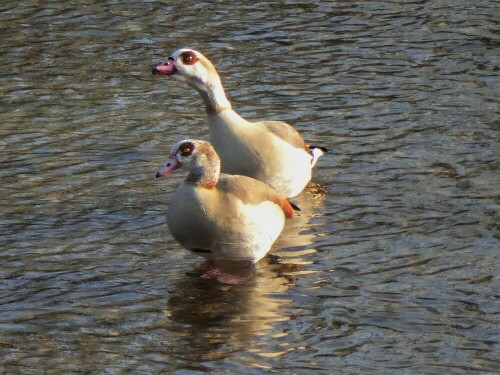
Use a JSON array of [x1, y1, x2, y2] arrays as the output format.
[[261, 137, 312, 198], [167, 187, 217, 254], [167, 185, 285, 263], [212, 201, 285, 263], [208, 128, 260, 177]]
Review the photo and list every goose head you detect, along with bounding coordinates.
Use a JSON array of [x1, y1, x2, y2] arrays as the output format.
[[156, 139, 220, 188], [153, 49, 220, 90]]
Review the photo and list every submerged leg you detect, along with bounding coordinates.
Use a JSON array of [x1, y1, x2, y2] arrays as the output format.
[[199, 260, 256, 285]]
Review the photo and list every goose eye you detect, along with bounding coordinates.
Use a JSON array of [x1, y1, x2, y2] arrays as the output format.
[[180, 142, 194, 157], [181, 51, 198, 65]]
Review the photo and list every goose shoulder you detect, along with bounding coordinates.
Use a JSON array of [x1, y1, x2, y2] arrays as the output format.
[[217, 174, 296, 218], [258, 120, 308, 151]]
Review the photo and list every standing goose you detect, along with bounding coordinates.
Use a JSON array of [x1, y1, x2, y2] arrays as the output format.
[[156, 139, 297, 284], [153, 48, 327, 198]]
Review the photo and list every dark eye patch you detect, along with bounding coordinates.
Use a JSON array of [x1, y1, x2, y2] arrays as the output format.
[[180, 51, 199, 65], [179, 142, 194, 157]]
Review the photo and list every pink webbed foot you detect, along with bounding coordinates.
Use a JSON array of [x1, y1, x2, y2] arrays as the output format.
[[216, 273, 250, 285], [199, 268, 223, 280], [199, 268, 250, 285]]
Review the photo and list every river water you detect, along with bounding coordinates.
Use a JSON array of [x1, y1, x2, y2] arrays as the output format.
[[1, 1, 499, 374]]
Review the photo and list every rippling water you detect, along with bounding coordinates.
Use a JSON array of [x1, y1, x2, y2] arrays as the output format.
[[1, 1, 499, 374]]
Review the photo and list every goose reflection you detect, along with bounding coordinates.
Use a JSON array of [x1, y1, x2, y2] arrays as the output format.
[[163, 257, 294, 363], [273, 182, 328, 266]]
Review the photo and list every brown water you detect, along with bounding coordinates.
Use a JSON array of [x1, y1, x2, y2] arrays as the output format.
[[1, 1, 499, 374]]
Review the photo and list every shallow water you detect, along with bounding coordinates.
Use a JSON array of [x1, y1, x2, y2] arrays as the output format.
[[1, 1, 499, 374]]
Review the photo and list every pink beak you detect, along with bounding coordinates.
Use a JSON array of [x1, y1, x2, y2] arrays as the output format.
[[156, 156, 181, 178], [152, 61, 177, 75]]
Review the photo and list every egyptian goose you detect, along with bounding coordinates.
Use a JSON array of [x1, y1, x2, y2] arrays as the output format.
[[152, 48, 327, 198], [156, 139, 297, 284]]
